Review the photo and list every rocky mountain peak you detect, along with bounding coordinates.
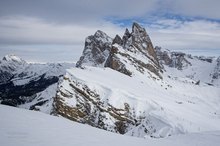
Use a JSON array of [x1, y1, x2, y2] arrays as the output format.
[[113, 35, 123, 45], [76, 30, 112, 67], [94, 30, 112, 43], [131, 23, 159, 65], [122, 28, 131, 46], [131, 22, 150, 45], [132, 22, 145, 34], [106, 23, 162, 78], [212, 56, 220, 83], [77, 22, 162, 78]]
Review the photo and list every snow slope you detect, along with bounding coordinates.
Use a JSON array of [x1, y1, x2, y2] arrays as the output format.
[[56, 66, 220, 138], [0, 104, 220, 146]]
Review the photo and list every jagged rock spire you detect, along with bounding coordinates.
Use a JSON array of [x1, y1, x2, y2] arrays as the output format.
[[131, 22, 159, 65], [76, 30, 112, 67], [113, 35, 123, 45], [132, 22, 145, 34], [77, 22, 162, 78]]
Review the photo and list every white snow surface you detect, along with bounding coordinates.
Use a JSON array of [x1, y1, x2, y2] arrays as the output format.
[[1, 104, 220, 146], [61, 66, 220, 137]]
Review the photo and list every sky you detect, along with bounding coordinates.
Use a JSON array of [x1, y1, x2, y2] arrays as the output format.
[[0, 0, 220, 62]]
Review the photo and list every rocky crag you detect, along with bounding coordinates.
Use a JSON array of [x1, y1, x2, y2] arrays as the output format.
[[76, 22, 162, 79]]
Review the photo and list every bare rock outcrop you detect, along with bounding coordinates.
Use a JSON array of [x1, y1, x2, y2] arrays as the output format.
[[76, 30, 112, 67], [76, 22, 163, 78], [104, 22, 162, 78]]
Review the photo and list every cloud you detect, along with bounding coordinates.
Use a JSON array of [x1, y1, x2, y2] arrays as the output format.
[[0, 44, 83, 63], [0, 0, 159, 23], [0, 16, 124, 45], [0, 16, 220, 62], [0, 16, 125, 62], [147, 19, 220, 54], [164, 0, 220, 20]]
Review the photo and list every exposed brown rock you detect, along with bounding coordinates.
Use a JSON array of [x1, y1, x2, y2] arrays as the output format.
[[53, 79, 136, 134], [77, 22, 162, 78], [105, 46, 132, 76]]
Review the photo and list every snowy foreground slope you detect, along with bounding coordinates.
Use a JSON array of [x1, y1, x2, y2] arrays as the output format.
[[1, 104, 220, 146]]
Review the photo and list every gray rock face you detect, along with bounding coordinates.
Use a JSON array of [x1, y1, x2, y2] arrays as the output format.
[[170, 52, 192, 70], [76, 22, 162, 78], [131, 22, 159, 66], [155, 46, 172, 67], [104, 46, 132, 76], [155, 47, 191, 70], [212, 57, 220, 80], [112, 35, 123, 45], [76, 30, 112, 67], [105, 22, 162, 78], [122, 28, 131, 46]]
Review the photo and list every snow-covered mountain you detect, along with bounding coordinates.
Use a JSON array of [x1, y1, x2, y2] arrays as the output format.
[[0, 55, 74, 113], [54, 23, 220, 138], [0, 54, 27, 85], [1, 22, 220, 140]]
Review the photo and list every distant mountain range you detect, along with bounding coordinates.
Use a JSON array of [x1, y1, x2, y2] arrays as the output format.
[[0, 22, 220, 138]]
